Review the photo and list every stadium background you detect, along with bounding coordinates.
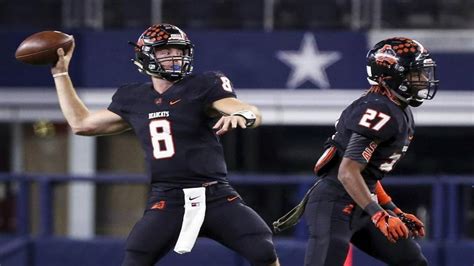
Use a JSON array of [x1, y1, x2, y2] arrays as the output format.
[[0, 0, 473, 265]]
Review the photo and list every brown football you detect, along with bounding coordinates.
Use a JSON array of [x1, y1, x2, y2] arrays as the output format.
[[15, 31, 73, 65]]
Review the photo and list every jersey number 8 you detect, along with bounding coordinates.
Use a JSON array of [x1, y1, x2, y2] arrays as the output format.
[[149, 119, 175, 159]]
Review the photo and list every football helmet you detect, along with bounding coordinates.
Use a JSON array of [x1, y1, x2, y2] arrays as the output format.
[[366, 37, 439, 107], [130, 24, 194, 81]]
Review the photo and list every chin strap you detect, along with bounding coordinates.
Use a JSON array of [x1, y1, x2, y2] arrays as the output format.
[[370, 79, 404, 106], [407, 99, 423, 107], [128, 41, 140, 49]]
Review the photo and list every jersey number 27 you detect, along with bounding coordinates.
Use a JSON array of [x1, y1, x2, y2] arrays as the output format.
[[358, 109, 391, 131]]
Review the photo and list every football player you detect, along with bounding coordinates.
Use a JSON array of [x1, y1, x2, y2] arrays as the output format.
[[51, 24, 279, 266], [274, 37, 437, 265]]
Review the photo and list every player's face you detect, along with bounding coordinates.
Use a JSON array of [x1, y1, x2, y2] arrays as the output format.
[[407, 70, 428, 82], [406, 68, 431, 98], [154, 47, 184, 70]]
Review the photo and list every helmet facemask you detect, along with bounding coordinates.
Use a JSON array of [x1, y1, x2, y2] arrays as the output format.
[[388, 59, 438, 107], [136, 44, 193, 81], [402, 60, 438, 104]]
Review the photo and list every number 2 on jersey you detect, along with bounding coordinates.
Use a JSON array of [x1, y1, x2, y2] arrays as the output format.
[[380, 153, 401, 172], [149, 119, 175, 159], [359, 109, 391, 131]]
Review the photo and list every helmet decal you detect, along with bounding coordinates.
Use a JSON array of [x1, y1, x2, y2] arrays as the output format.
[[374, 44, 407, 74], [375, 44, 398, 67]]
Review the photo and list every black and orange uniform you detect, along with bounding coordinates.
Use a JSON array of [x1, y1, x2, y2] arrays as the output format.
[[109, 71, 233, 187], [275, 36, 437, 266], [303, 89, 427, 266], [109, 71, 277, 266]]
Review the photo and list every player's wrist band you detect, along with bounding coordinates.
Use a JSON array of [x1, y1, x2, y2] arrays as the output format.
[[381, 201, 398, 212], [364, 201, 384, 216], [231, 110, 256, 127], [392, 207, 403, 215], [52, 72, 69, 78]]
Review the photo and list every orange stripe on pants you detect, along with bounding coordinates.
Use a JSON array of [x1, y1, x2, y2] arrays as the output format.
[[343, 244, 353, 266]]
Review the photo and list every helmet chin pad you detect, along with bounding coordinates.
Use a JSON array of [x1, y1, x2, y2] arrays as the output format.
[[408, 99, 423, 107]]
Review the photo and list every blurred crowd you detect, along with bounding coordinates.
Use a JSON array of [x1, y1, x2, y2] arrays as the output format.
[[1, 0, 473, 30]]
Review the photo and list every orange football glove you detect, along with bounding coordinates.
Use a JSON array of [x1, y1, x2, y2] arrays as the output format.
[[371, 210, 410, 243], [394, 208, 425, 237]]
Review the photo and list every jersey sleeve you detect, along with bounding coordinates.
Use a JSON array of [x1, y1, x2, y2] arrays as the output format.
[[107, 84, 135, 121], [344, 132, 379, 164], [346, 101, 399, 142], [200, 71, 237, 104]]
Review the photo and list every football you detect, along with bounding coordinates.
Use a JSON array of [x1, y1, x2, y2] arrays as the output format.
[[15, 31, 73, 65]]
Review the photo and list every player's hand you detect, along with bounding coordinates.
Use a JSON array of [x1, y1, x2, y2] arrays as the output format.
[[396, 211, 425, 237], [371, 210, 409, 243], [51, 37, 75, 75], [213, 115, 247, 136]]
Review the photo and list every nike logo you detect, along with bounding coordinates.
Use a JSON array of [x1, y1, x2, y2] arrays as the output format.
[[227, 195, 239, 202], [189, 196, 200, 201], [169, 99, 182, 105]]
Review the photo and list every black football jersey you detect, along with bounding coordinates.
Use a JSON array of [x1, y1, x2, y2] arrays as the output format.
[[108, 71, 236, 186], [330, 93, 415, 181]]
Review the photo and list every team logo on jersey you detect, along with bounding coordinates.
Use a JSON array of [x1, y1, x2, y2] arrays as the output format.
[[148, 111, 169, 119], [362, 141, 378, 162], [151, 200, 166, 210], [227, 195, 239, 202], [342, 204, 354, 215], [169, 99, 182, 105]]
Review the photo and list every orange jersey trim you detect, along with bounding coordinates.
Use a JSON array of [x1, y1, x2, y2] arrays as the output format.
[[314, 146, 337, 174], [365, 85, 401, 106]]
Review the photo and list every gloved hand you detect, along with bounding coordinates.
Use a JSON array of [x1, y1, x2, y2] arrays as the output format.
[[371, 210, 410, 243], [394, 208, 425, 237]]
